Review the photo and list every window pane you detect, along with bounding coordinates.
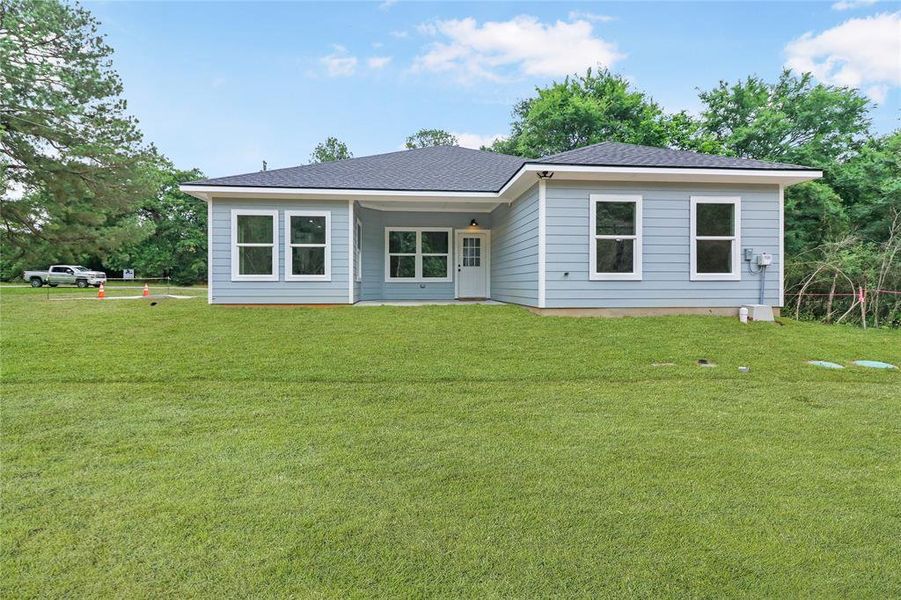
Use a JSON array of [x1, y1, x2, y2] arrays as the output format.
[[421, 231, 448, 254], [388, 231, 416, 253], [422, 255, 448, 278], [389, 255, 416, 278], [697, 203, 734, 237], [237, 215, 273, 243], [595, 239, 634, 273], [292, 247, 325, 275], [239, 246, 273, 275], [291, 216, 326, 244], [596, 202, 635, 236], [697, 240, 732, 273]]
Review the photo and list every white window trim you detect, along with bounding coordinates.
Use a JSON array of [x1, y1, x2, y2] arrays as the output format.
[[384, 227, 453, 283], [354, 218, 363, 283], [285, 210, 331, 281], [231, 208, 278, 282], [690, 196, 741, 281], [589, 194, 643, 281]]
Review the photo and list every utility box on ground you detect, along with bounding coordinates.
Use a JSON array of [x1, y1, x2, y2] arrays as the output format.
[[741, 304, 775, 322]]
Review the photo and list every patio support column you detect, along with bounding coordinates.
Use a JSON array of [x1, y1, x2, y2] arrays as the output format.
[[348, 199, 354, 304], [538, 179, 547, 308]]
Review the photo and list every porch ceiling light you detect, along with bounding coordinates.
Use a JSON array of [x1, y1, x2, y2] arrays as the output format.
[[470, 219, 479, 227]]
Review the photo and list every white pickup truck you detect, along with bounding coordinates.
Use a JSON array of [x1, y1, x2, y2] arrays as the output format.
[[24, 265, 107, 288]]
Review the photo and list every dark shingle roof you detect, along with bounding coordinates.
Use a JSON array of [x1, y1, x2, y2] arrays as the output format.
[[533, 141, 810, 171], [189, 145, 526, 193], [188, 141, 815, 193]]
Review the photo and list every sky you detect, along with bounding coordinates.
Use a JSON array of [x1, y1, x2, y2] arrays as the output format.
[[86, 0, 901, 178]]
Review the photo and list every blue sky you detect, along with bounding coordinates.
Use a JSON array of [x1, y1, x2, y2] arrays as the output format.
[[87, 1, 900, 178]]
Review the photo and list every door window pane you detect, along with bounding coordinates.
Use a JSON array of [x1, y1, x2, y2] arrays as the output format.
[[596, 202, 635, 236], [290, 216, 326, 244], [389, 255, 416, 278], [388, 231, 417, 253], [422, 255, 448, 278], [696, 240, 732, 273], [237, 215, 273, 243], [421, 231, 448, 253], [291, 247, 325, 275], [239, 246, 274, 275], [696, 204, 734, 236], [596, 239, 634, 273]]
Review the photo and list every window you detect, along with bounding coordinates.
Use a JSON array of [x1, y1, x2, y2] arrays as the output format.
[[384, 228, 452, 282], [285, 210, 330, 281], [589, 194, 642, 280], [354, 218, 362, 282], [231, 209, 278, 281], [690, 196, 741, 281]]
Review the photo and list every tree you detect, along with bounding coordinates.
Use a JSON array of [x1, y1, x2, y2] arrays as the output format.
[[697, 70, 871, 169], [309, 137, 352, 163], [829, 131, 901, 244], [105, 165, 208, 284], [404, 129, 458, 149], [1, 0, 158, 266], [489, 69, 674, 158]]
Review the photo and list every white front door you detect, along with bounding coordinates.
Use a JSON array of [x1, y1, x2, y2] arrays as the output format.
[[455, 231, 489, 299]]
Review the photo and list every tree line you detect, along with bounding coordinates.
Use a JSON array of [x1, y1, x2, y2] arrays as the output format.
[[2, 0, 897, 324]]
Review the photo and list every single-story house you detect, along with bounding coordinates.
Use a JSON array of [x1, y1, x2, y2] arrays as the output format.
[[180, 142, 821, 314]]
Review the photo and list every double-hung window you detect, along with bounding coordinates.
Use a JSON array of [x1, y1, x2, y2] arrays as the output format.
[[690, 196, 741, 281], [231, 209, 278, 281], [354, 218, 363, 282], [589, 194, 642, 280], [385, 228, 452, 282], [285, 210, 331, 281]]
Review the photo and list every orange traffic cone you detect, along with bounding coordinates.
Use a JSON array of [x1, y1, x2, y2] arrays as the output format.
[[143, 283, 150, 297], [98, 283, 105, 299]]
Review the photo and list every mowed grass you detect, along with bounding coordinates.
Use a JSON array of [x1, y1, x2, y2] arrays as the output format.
[[2, 287, 899, 598]]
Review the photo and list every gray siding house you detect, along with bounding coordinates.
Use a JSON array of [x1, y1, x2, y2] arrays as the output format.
[[181, 142, 820, 314]]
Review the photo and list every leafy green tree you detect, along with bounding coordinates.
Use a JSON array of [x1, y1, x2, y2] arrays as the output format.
[[783, 181, 850, 256], [489, 69, 674, 158], [105, 165, 208, 284], [405, 129, 458, 149], [0, 0, 158, 267], [697, 70, 871, 169], [309, 137, 352, 163], [829, 131, 901, 244]]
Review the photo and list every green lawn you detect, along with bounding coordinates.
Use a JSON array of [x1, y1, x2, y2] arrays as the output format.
[[2, 287, 899, 598]]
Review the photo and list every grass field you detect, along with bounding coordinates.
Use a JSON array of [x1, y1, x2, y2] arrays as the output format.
[[2, 287, 899, 598]]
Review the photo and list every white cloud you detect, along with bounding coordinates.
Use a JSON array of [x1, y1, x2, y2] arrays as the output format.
[[210, 76, 227, 89], [379, 0, 398, 10], [452, 132, 506, 149], [785, 12, 901, 102], [367, 56, 392, 69], [320, 45, 357, 77], [412, 15, 624, 82], [567, 10, 616, 23], [832, 0, 879, 10], [390, 30, 409, 39]]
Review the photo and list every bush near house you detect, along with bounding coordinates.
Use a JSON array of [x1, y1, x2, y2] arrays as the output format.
[[2, 289, 899, 597]]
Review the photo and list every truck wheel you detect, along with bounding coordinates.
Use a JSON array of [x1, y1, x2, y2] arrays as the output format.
[[76, 279, 88, 288], [30, 278, 43, 288]]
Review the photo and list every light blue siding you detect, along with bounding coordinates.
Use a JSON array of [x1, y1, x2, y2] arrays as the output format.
[[490, 184, 539, 306], [210, 198, 350, 304], [358, 208, 493, 301], [544, 181, 782, 308]]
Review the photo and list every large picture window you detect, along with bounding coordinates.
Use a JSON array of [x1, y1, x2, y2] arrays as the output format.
[[589, 194, 642, 281], [231, 209, 278, 281], [690, 196, 741, 281], [384, 228, 452, 282], [285, 210, 330, 281]]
